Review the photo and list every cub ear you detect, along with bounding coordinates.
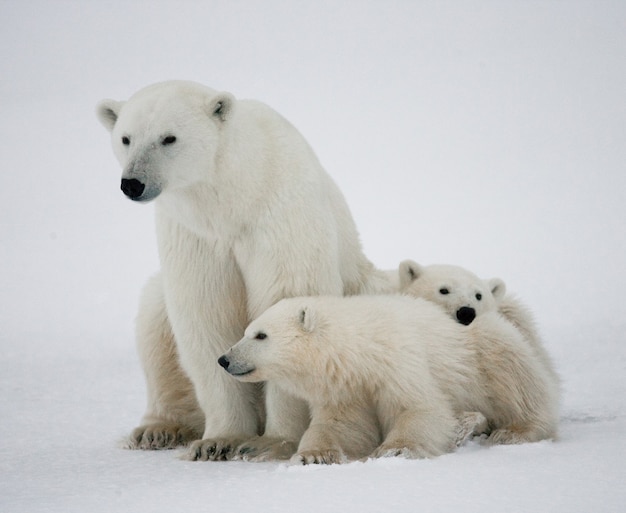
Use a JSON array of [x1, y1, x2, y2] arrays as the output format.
[[488, 278, 506, 302], [399, 259, 423, 288], [299, 306, 316, 333], [208, 92, 235, 122], [96, 99, 125, 132]]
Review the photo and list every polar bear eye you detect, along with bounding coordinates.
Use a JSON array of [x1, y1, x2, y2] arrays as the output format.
[[254, 332, 267, 340], [162, 135, 177, 146], [476, 293, 482, 301], [121, 136, 130, 145], [439, 288, 450, 295]]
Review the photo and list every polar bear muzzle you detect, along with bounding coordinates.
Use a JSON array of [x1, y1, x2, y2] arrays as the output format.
[[218, 354, 257, 380], [120, 178, 146, 200]]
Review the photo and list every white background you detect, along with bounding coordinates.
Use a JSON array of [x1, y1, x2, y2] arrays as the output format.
[[1, 1, 625, 512]]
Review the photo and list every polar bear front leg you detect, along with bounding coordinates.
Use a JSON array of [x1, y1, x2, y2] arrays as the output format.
[[158, 225, 264, 461], [235, 383, 310, 461], [125, 273, 204, 450], [373, 407, 458, 460], [290, 421, 347, 465], [290, 402, 380, 465]]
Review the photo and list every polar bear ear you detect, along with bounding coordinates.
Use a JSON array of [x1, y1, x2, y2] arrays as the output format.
[[208, 92, 235, 122], [96, 99, 125, 132], [399, 259, 423, 288], [299, 307, 316, 332], [488, 278, 506, 302]]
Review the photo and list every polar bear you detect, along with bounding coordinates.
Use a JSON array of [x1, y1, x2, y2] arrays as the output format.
[[96, 81, 393, 461], [218, 295, 560, 464], [398, 260, 560, 386]]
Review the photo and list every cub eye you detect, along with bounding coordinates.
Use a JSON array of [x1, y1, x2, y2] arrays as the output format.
[[121, 136, 130, 145], [476, 293, 482, 300], [254, 332, 267, 340], [439, 288, 449, 295], [162, 135, 177, 145]]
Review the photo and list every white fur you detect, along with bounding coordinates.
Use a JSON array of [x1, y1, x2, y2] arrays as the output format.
[[96, 81, 394, 461], [497, 294, 561, 388], [219, 295, 560, 464]]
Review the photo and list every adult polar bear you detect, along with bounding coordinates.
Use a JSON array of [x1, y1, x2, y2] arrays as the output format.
[[97, 80, 391, 461]]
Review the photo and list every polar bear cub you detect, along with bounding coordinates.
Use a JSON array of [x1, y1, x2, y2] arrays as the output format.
[[218, 295, 560, 464]]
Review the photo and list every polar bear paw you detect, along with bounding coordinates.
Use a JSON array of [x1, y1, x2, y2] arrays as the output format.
[[184, 438, 247, 461], [455, 411, 489, 447], [233, 436, 298, 461], [290, 449, 347, 465], [123, 423, 200, 450], [371, 444, 432, 460], [484, 428, 532, 445]]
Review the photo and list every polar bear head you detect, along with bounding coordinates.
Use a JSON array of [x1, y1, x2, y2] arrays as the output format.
[[399, 260, 505, 325], [217, 298, 322, 387], [96, 80, 234, 202], [217, 297, 357, 406]]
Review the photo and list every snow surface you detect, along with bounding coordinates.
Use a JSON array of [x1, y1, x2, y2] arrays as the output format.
[[1, 1, 625, 512]]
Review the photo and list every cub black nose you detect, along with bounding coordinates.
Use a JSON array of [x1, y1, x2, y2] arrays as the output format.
[[456, 306, 476, 326], [217, 355, 230, 370], [121, 178, 145, 199]]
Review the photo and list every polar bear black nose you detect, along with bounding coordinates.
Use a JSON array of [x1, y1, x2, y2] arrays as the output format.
[[217, 355, 230, 370], [121, 178, 145, 199], [456, 307, 476, 326]]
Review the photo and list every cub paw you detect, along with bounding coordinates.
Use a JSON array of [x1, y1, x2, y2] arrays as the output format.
[[371, 444, 431, 460], [485, 428, 531, 445], [455, 411, 489, 447], [124, 423, 200, 450], [290, 449, 346, 465]]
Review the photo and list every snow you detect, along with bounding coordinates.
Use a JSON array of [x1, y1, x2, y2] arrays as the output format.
[[1, 1, 625, 512]]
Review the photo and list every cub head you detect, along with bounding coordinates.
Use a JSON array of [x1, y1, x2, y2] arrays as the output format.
[[399, 260, 505, 325], [218, 298, 321, 385], [96, 80, 235, 202]]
